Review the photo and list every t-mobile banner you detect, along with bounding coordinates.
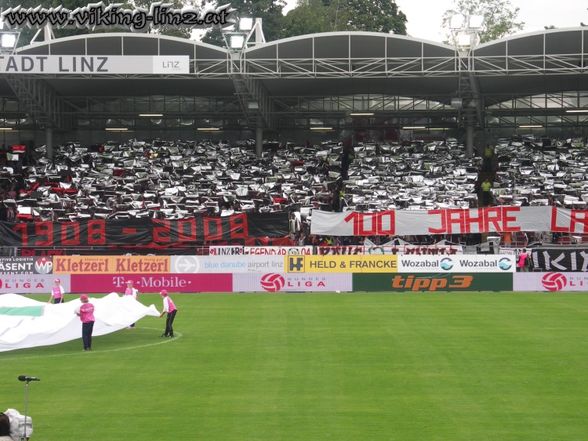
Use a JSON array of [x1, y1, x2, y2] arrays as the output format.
[[170, 256, 284, 273], [0, 274, 70, 294], [514, 272, 588, 292], [233, 273, 353, 293], [70, 274, 232, 293], [397, 255, 516, 273]]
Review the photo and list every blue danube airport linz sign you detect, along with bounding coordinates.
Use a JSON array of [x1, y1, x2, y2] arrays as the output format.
[[0, 55, 190, 74]]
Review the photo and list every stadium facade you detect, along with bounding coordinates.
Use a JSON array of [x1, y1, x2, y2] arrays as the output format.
[[1, 28, 588, 153]]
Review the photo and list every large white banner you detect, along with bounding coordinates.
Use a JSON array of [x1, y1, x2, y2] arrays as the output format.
[[311, 206, 588, 236], [514, 272, 588, 292], [233, 273, 353, 292], [0, 55, 189, 74], [397, 255, 516, 273], [0, 293, 159, 352], [171, 255, 284, 273]]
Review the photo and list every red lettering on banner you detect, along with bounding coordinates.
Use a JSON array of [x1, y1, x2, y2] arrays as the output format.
[[13, 223, 28, 246], [377, 210, 395, 235], [87, 220, 106, 245], [204, 218, 223, 242], [344, 211, 395, 236], [447, 209, 466, 234], [177, 219, 195, 242], [502, 206, 521, 232], [35, 222, 53, 246], [550, 206, 568, 233], [464, 209, 484, 234], [229, 213, 247, 240], [153, 220, 172, 244], [61, 222, 80, 246], [485, 207, 502, 232], [570, 210, 588, 233], [428, 209, 447, 234]]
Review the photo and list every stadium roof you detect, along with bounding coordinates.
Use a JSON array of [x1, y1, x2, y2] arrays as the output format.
[[2, 28, 586, 98], [2, 29, 588, 131]]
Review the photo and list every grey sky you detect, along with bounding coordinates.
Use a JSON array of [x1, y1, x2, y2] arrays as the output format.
[[394, 0, 588, 42]]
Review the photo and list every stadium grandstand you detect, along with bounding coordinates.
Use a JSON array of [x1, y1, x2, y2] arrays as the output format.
[[0, 27, 587, 255]]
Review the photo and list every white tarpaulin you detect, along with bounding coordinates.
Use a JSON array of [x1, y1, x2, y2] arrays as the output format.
[[0, 293, 159, 352]]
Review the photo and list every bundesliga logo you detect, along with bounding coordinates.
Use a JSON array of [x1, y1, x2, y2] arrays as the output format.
[[260, 274, 285, 292], [541, 273, 567, 292]]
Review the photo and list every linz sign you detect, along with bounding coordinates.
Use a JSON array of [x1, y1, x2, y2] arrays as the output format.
[[0, 55, 109, 73]]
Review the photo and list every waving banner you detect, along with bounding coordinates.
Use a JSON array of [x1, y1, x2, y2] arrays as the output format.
[[311, 206, 588, 236], [0, 213, 289, 247], [0, 293, 159, 352]]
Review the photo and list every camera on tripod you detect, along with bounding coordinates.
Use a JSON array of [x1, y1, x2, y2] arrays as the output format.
[[0, 408, 33, 441]]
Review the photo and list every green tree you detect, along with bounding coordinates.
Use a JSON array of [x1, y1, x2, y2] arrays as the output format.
[[279, 0, 406, 39], [201, 0, 285, 46], [442, 0, 524, 44]]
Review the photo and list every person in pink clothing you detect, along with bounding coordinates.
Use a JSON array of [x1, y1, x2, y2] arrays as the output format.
[[75, 294, 95, 351], [124, 280, 139, 299], [159, 290, 177, 338], [124, 280, 139, 328], [48, 278, 65, 304], [517, 248, 530, 272]]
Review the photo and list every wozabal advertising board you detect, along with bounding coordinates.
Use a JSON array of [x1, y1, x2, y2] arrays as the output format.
[[171, 256, 284, 274], [397, 255, 515, 273], [0, 274, 70, 294], [0, 257, 54, 274], [53, 256, 170, 274], [285, 255, 397, 273], [70, 274, 232, 293], [514, 272, 588, 292], [353, 273, 513, 292], [233, 273, 353, 293]]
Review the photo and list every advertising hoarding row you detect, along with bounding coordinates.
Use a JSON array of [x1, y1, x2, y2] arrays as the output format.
[[3, 271, 588, 294]]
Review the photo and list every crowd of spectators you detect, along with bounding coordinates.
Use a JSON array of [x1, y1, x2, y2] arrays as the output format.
[[0, 135, 585, 247]]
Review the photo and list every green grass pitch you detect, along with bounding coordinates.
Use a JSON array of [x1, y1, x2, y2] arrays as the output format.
[[2, 292, 588, 441]]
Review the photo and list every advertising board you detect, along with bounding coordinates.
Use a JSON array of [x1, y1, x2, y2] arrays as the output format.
[[233, 273, 353, 293], [397, 255, 515, 273], [171, 256, 284, 273], [54, 256, 170, 274], [0, 274, 70, 294], [353, 273, 513, 292], [514, 272, 588, 292], [285, 255, 397, 273], [70, 273, 232, 293], [0, 257, 54, 274]]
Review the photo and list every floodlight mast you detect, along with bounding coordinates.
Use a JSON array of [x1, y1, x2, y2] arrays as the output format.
[[449, 13, 485, 158], [0, 14, 21, 54]]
